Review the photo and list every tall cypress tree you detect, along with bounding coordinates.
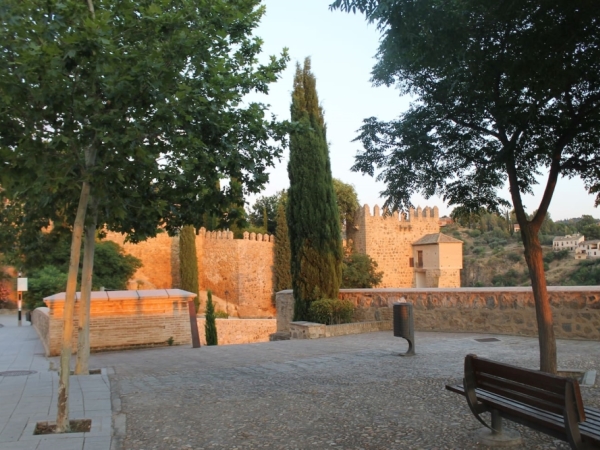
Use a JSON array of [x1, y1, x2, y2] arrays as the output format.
[[179, 225, 200, 312], [287, 58, 343, 321], [274, 199, 292, 294]]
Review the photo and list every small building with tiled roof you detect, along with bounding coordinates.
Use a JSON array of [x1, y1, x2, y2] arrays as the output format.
[[553, 234, 584, 252], [410, 233, 463, 288]]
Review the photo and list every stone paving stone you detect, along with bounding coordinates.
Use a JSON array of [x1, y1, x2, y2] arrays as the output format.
[[36, 436, 84, 450], [83, 436, 112, 450], [0, 440, 39, 450]]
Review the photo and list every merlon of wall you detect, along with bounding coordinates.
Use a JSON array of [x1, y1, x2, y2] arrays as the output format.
[[359, 204, 440, 221]]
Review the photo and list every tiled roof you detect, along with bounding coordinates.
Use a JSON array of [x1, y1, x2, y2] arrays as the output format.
[[413, 233, 463, 245], [553, 234, 583, 242]]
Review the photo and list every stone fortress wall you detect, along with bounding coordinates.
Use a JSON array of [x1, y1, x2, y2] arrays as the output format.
[[347, 205, 441, 288], [105, 228, 275, 318], [102, 204, 446, 317]]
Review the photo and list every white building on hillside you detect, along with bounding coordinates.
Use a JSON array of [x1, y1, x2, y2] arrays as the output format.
[[553, 234, 584, 252], [576, 240, 600, 260]]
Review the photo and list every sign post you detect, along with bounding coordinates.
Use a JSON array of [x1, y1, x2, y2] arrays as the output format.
[[17, 277, 28, 324]]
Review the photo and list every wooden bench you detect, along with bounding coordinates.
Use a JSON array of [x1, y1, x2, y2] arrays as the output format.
[[446, 354, 600, 449]]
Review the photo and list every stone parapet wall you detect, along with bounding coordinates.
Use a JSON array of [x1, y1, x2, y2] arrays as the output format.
[[196, 318, 276, 346], [39, 289, 195, 356], [276, 287, 600, 341], [32, 307, 50, 355]]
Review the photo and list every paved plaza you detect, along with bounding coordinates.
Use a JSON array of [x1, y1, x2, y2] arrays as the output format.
[[91, 327, 598, 449], [2, 310, 600, 449]]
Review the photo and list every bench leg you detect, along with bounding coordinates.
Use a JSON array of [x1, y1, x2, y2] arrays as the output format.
[[491, 410, 502, 435], [475, 410, 521, 447]]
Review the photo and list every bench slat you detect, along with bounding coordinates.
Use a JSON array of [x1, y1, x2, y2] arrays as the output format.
[[472, 357, 569, 394], [477, 375, 566, 416]]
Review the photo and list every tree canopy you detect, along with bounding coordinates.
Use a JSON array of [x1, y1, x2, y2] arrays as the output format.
[[0, 0, 289, 239], [0, 0, 288, 429], [331, 0, 600, 373]]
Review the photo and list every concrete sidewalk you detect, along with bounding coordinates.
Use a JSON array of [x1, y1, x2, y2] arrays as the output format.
[[0, 313, 113, 450]]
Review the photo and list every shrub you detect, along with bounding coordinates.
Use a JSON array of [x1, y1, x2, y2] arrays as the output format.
[[468, 230, 481, 238], [25, 265, 67, 309], [472, 246, 485, 255], [205, 290, 218, 345], [308, 298, 354, 325], [341, 253, 383, 288], [506, 252, 522, 263], [543, 251, 555, 264], [214, 310, 228, 319], [554, 249, 570, 261]]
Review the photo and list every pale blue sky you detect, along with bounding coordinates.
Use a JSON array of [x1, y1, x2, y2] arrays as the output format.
[[247, 0, 598, 221]]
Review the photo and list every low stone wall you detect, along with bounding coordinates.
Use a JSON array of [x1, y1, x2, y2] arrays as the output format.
[[32, 307, 50, 355], [276, 287, 600, 341], [289, 320, 391, 340], [38, 290, 196, 356], [196, 318, 276, 346]]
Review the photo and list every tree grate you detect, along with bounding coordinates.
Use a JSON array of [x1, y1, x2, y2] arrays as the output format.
[[475, 338, 501, 343], [0, 370, 37, 377]]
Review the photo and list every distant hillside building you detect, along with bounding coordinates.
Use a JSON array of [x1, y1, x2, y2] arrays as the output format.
[[553, 234, 584, 252], [438, 215, 453, 227], [576, 240, 600, 260]]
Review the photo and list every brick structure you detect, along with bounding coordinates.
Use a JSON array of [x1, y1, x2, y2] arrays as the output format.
[[35, 289, 195, 356], [32, 289, 276, 356]]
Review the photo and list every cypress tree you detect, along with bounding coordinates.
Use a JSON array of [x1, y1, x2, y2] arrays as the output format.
[[205, 290, 218, 345], [287, 58, 343, 321], [274, 199, 292, 294], [179, 225, 200, 312]]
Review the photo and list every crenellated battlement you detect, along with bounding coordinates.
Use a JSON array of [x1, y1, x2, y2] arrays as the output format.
[[197, 227, 274, 243], [360, 204, 439, 222]]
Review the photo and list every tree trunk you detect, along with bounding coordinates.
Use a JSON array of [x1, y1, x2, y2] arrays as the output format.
[[521, 223, 557, 374], [75, 198, 98, 375], [56, 181, 90, 432]]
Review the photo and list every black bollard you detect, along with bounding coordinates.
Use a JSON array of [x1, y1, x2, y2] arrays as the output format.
[[393, 302, 415, 356]]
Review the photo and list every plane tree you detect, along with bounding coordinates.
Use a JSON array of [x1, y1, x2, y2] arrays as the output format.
[[331, 0, 600, 373], [0, 0, 287, 430]]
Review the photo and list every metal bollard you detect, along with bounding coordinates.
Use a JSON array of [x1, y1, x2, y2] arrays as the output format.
[[393, 302, 415, 356]]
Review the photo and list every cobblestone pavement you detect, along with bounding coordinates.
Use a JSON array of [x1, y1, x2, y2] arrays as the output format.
[[89, 331, 600, 450]]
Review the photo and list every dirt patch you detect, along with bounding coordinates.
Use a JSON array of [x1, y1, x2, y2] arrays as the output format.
[[34, 419, 91, 435]]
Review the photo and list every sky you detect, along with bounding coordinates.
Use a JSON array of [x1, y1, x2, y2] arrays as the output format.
[[246, 0, 598, 221]]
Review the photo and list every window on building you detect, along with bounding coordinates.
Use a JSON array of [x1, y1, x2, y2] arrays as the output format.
[[409, 257, 414, 268]]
